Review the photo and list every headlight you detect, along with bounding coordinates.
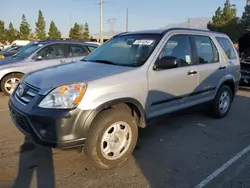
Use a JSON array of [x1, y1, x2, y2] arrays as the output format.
[[38, 83, 87, 109]]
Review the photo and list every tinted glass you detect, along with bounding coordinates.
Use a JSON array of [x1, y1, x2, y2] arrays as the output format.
[[68, 44, 89, 57], [87, 46, 97, 52], [216, 37, 237, 59], [13, 43, 44, 59], [159, 34, 193, 67], [194, 36, 219, 64], [36, 44, 65, 59], [84, 34, 161, 67]]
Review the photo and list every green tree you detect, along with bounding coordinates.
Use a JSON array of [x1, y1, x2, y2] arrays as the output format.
[[28, 32, 38, 40], [35, 10, 46, 39], [69, 22, 81, 40], [7, 22, 17, 43], [48, 21, 61, 39], [241, 1, 250, 32], [207, 0, 241, 42], [19, 14, 31, 40], [0, 20, 6, 43], [83, 22, 90, 40]]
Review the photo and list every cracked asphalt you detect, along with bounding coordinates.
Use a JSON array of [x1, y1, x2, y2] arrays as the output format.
[[0, 88, 250, 188]]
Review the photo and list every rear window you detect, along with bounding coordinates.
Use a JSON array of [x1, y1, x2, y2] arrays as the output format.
[[216, 37, 237, 60]]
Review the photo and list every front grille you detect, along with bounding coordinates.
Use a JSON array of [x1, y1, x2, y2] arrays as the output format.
[[10, 107, 30, 134], [15, 82, 40, 106]]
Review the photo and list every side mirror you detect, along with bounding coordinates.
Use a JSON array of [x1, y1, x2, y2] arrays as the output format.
[[154, 56, 178, 70], [34, 55, 42, 61]]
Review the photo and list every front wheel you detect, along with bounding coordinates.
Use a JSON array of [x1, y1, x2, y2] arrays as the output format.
[[211, 85, 233, 118], [1, 73, 23, 96], [84, 108, 138, 169]]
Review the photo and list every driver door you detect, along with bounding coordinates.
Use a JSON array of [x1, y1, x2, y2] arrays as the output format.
[[147, 34, 199, 118], [30, 43, 67, 70]]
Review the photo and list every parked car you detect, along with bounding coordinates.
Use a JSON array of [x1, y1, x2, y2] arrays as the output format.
[[0, 45, 24, 59], [2, 40, 30, 50], [238, 32, 250, 85], [0, 39, 99, 95], [9, 28, 240, 169]]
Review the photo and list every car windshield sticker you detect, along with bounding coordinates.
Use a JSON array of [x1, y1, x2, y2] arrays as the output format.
[[185, 55, 191, 64], [133, 40, 154, 45]]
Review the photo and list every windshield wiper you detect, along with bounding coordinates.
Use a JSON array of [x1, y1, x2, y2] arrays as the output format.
[[88, 59, 117, 65]]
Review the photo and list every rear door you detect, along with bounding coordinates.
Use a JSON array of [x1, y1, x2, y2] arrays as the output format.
[[191, 35, 222, 101], [66, 43, 90, 62]]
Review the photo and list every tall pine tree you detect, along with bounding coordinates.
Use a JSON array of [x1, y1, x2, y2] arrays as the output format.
[[69, 23, 81, 40], [207, 0, 241, 42], [7, 22, 17, 43], [35, 10, 46, 39], [19, 14, 31, 40], [48, 21, 61, 39], [83, 22, 90, 40], [241, 1, 250, 32], [0, 20, 6, 43]]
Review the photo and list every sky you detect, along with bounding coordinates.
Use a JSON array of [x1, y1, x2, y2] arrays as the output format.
[[1, 0, 246, 36]]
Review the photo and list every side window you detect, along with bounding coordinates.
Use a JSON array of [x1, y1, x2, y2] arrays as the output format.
[[159, 35, 193, 67], [68, 44, 89, 57], [193, 35, 219, 64], [216, 37, 237, 59], [36, 44, 65, 60], [87, 46, 97, 52]]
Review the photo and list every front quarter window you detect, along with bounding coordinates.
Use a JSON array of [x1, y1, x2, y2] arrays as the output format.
[[84, 34, 161, 67]]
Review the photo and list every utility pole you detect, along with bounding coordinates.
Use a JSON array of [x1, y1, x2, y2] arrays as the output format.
[[99, 0, 103, 44], [187, 18, 191, 28], [126, 8, 128, 32]]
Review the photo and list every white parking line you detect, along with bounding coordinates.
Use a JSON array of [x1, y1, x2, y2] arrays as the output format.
[[194, 144, 250, 188], [0, 108, 9, 112]]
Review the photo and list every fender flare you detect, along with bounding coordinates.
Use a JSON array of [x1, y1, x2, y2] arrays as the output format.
[[81, 97, 146, 137]]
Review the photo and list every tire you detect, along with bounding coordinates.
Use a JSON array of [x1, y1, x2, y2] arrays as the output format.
[[211, 85, 233, 119], [84, 108, 138, 169], [0, 73, 24, 96]]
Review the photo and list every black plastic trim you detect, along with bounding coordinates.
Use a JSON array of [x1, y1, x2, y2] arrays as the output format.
[[81, 97, 146, 134], [151, 87, 216, 106]]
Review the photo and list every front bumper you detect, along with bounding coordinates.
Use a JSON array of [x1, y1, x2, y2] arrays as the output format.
[[8, 95, 91, 149]]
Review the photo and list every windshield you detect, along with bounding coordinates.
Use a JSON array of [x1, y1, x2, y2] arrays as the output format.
[[13, 43, 44, 59], [84, 34, 161, 67]]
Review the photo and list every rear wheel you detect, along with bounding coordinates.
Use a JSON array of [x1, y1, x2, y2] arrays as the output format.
[[211, 85, 232, 118], [0, 73, 24, 96], [84, 108, 138, 169]]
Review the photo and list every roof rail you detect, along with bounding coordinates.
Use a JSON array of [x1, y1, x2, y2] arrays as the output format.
[[112, 32, 130, 38]]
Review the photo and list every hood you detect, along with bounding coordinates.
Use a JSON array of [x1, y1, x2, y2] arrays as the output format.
[[24, 61, 134, 91], [0, 57, 23, 66]]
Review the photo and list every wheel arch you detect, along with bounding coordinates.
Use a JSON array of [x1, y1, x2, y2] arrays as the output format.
[[219, 79, 236, 100], [81, 97, 147, 137], [0, 71, 25, 92]]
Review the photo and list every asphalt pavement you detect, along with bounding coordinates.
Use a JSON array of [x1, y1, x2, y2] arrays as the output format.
[[0, 88, 250, 188]]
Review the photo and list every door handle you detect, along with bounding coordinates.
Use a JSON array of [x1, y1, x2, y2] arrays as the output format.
[[187, 70, 197, 75], [219, 66, 226, 70]]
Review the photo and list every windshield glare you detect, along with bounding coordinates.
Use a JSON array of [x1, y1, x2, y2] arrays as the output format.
[[13, 43, 43, 59], [84, 34, 161, 67]]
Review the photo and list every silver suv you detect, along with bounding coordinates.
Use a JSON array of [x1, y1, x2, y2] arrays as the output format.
[[0, 40, 98, 96], [9, 28, 240, 169]]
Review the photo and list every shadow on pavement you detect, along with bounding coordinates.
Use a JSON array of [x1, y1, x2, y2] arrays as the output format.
[[12, 137, 55, 188], [133, 94, 250, 188]]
